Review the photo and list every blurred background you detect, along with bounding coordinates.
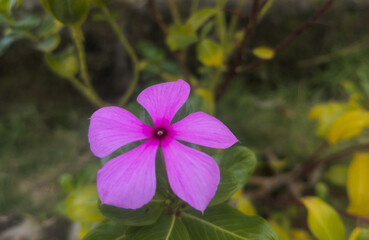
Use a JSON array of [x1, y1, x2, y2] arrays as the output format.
[[1, 0, 369, 239]]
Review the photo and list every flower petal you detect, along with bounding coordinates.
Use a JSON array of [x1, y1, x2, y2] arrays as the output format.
[[97, 139, 159, 209], [169, 112, 238, 149], [161, 138, 220, 211], [88, 106, 153, 158], [137, 79, 190, 127]]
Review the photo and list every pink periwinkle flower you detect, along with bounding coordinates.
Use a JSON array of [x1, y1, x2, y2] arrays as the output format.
[[88, 79, 238, 212]]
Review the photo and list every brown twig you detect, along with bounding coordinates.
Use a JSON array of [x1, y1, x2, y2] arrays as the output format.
[[147, 0, 192, 86], [335, 208, 369, 224], [216, 0, 336, 101], [215, 0, 261, 101]]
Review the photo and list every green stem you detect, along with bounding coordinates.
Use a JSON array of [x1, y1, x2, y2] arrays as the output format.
[[190, 0, 200, 14], [70, 26, 92, 88], [101, 6, 140, 107], [210, 67, 223, 92], [227, 0, 246, 44], [215, 0, 227, 48], [68, 76, 105, 107], [70, 25, 105, 107], [168, 0, 181, 24]]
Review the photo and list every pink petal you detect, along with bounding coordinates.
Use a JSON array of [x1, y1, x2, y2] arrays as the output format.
[[169, 112, 238, 149], [161, 138, 220, 211], [137, 79, 190, 127], [97, 139, 159, 209], [88, 106, 154, 158]]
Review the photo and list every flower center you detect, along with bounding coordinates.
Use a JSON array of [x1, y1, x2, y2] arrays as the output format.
[[154, 128, 167, 139]]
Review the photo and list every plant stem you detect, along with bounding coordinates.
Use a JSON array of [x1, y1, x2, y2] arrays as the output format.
[[215, 0, 227, 48], [70, 26, 92, 88], [168, 0, 181, 24], [101, 6, 140, 107], [70, 25, 105, 107], [227, 0, 246, 44], [190, 0, 200, 14]]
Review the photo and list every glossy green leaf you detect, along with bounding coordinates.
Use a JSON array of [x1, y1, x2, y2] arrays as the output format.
[[46, 0, 90, 25], [197, 39, 223, 66], [209, 169, 239, 206], [347, 153, 369, 216], [132, 215, 190, 240], [182, 204, 278, 240], [349, 228, 369, 240], [216, 146, 257, 190], [186, 8, 217, 32], [99, 198, 164, 226], [44, 46, 78, 78], [166, 24, 197, 51], [83, 219, 128, 240], [36, 34, 60, 52], [301, 197, 345, 240], [65, 184, 105, 222]]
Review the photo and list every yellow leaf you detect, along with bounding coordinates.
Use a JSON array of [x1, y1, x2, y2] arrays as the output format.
[[349, 227, 369, 240], [327, 110, 369, 144], [324, 164, 348, 186], [197, 39, 224, 66], [290, 229, 313, 240], [65, 184, 105, 223], [308, 102, 351, 137], [301, 197, 345, 240], [236, 197, 256, 216], [195, 88, 215, 115], [347, 153, 369, 216], [252, 47, 275, 60], [231, 190, 257, 216], [268, 220, 291, 240]]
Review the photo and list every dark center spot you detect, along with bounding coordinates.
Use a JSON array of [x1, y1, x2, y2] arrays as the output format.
[[154, 128, 167, 139]]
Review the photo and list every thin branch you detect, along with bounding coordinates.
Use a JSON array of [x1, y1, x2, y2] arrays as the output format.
[[236, 0, 336, 74], [335, 208, 369, 224], [215, 0, 260, 101]]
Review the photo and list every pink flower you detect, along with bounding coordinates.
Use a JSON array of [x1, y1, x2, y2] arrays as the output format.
[[88, 79, 238, 211]]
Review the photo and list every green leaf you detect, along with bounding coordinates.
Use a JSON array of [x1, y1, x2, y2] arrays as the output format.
[[209, 169, 238, 206], [349, 228, 369, 240], [197, 39, 223, 66], [166, 24, 197, 51], [46, 0, 90, 25], [44, 46, 78, 79], [216, 146, 257, 190], [132, 215, 190, 240], [301, 197, 345, 240], [36, 34, 60, 52], [0, 0, 16, 16], [83, 219, 128, 240], [99, 198, 164, 226], [65, 184, 105, 222], [182, 204, 278, 240], [38, 14, 63, 38], [12, 15, 41, 31], [0, 35, 21, 55], [186, 8, 217, 32], [200, 21, 214, 39]]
